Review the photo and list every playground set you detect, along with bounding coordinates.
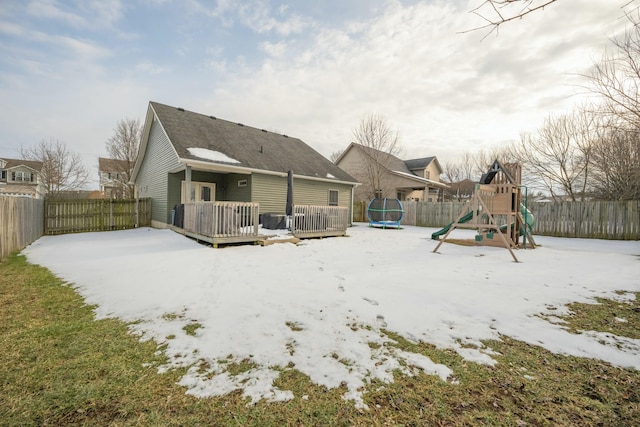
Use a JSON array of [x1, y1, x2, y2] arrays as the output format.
[[432, 160, 535, 262]]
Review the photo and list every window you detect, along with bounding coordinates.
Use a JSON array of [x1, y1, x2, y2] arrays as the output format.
[[397, 191, 406, 201], [425, 171, 430, 179], [374, 190, 383, 199], [328, 189, 339, 206], [181, 181, 216, 203], [238, 179, 248, 187], [11, 171, 32, 182], [0, 170, 6, 181]]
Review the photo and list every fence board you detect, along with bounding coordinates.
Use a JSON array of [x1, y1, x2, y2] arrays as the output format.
[[44, 198, 151, 235], [0, 196, 44, 261], [529, 200, 639, 240]]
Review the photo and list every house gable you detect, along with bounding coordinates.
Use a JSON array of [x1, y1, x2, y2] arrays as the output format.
[[0, 158, 46, 199]]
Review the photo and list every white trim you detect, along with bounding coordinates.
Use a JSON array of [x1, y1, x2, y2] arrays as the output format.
[[390, 170, 449, 188], [328, 189, 339, 206], [181, 181, 216, 203]]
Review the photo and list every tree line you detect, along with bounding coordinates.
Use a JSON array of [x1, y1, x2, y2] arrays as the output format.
[[19, 118, 141, 199]]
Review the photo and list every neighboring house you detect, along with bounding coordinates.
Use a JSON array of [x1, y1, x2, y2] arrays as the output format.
[[335, 143, 448, 202], [99, 157, 132, 198], [131, 101, 359, 227], [0, 158, 46, 199]]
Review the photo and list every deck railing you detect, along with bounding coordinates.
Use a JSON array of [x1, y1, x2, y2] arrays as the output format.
[[183, 202, 260, 245], [292, 205, 348, 238]]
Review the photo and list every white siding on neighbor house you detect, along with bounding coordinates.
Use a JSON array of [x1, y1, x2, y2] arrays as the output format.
[[135, 119, 180, 224]]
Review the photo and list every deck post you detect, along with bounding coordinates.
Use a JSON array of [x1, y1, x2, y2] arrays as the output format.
[[185, 165, 193, 202]]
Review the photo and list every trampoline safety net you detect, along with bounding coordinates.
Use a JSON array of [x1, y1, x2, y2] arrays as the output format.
[[367, 198, 404, 228]]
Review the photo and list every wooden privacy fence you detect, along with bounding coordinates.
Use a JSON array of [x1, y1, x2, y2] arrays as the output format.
[[354, 199, 640, 240], [45, 198, 151, 235], [529, 200, 640, 240], [182, 201, 260, 246], [0, 196, 44, 261], [292, 205, 349, 238]]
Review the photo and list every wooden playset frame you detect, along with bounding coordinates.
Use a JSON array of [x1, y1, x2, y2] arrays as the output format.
[[432, 160, 535, 262]]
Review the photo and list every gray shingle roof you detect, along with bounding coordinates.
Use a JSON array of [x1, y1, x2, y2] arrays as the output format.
[[98, 157, 129, 172], [151, 102, 357, 183], [404, 156, 435, 170], [1, 158, 44, 172]]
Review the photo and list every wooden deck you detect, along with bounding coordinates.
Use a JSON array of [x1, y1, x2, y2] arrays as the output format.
[[177, 202, 349, 247], [291, 205, 349, 238], [182, 201, 260, 247]]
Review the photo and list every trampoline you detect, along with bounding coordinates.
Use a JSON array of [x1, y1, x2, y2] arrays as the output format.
[[367, 198, 404, 229]]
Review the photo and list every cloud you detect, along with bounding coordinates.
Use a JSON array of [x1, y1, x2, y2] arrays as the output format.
[[26, 0, 86, 27], [199, 0, 628, 161]]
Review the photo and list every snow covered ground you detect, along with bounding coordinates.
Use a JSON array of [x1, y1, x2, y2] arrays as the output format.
[[22, 225, 640, 408]]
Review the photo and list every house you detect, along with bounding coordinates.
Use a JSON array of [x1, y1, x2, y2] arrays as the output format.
[[99, 157, 133, 198], [334, 143, 448, 202], [0, 158, 46, 199], [131, 101, 359, 228]]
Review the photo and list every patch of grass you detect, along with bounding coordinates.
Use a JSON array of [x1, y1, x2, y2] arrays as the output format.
[[285, 321, 303, 332], [1, 252, 639, 426], [561, 293, 640, 339], [162, 312, 183, 321], [183, 322, 202, 336]]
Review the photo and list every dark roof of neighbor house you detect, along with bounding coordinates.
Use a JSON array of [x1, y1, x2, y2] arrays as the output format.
[[150, 102, 357, 183], [99, 157, 129, 172], [1, 158, 44, 171], [404, 156, 436, 170]]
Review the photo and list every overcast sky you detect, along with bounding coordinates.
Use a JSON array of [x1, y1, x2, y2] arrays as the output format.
[[0, 0, 632, 188]]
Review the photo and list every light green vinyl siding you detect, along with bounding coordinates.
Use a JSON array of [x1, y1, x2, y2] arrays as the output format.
[[135, 119, 180, 224], [252, 173, 354, 217], [251, 174, 287, 214], [225, 173, 252, 202]]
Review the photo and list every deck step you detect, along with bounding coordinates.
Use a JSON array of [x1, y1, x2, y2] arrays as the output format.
[[257, 236, 300, 246]]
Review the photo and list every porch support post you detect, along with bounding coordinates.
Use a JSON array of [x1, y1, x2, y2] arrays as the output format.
[[185, 165, 193, 202]]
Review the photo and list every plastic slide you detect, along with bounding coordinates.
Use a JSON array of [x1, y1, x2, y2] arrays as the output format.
[[498, 204, 535, 235], [431, 210, 474, 240]]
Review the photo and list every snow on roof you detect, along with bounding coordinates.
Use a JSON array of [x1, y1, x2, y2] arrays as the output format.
[[22, 226, 640, 408], [187, 147, 241, 164]]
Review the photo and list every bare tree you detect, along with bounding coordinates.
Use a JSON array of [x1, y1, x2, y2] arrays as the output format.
[[329, 149, 343, 163], [584, 13, 640, 129], [473, 145, 518, 177], [465, 0, 559, 38], [511, 109, 598, 200], [352, 114, 402, 199], [21, 138, 89, 197], [104, 118, 142, 198], [443, 152, 477, 200], [590, 125, 640, 200]]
